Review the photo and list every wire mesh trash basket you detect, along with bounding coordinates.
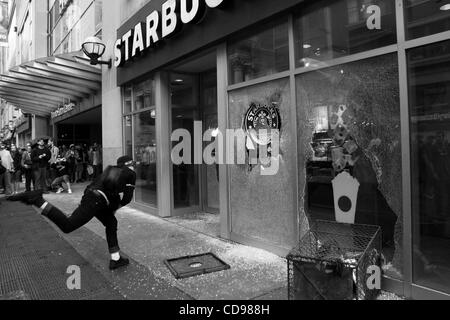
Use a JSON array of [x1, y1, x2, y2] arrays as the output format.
[[287, 220, 382, 300]]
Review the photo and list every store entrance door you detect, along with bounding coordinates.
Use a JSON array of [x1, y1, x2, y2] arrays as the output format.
[[169, 51, 219, 216]]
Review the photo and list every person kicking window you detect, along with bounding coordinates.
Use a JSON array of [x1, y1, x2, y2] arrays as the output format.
[[8, 156, 137, 271]]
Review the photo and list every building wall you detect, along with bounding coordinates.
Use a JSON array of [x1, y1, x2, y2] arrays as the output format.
[[33, 115, 50, 139], [48, 0, 103, 55], [6, 2, 16, 69], [102, 0, 150, 167]]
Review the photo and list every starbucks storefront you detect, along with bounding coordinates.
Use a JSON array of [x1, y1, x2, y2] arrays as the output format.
[[104, 0, 450, 299]]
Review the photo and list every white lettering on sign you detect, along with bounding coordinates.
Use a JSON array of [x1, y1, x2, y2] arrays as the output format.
[[162, 0, 180, 38], [146, 11, 161, 49], [115, 0, 228, 67], [205, 0, 225, 8], [122, 29, 133, 62], [114, 38, 123, 67], [132, 22, 145, 57], [51, 103, 75, 119], [181, 0, 206, 24], [366, 5, 381, 30]]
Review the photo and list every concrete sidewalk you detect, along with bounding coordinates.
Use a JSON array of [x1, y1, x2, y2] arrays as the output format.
[[1, 184, 402, 300], [0, 200, 124, 300], [43, 183, 288, 300]]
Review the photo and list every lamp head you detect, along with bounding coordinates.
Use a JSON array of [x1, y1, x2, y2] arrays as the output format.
[[82, 36, 107, 65]]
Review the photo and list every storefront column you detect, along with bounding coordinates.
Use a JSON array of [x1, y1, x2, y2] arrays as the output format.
[[217, 44, 231, 239], [155, 71, 173, 218], [102, 0, 123, 167]]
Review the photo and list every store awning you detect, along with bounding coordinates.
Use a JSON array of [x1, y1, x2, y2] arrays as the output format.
[[0, 51, 101, 117]]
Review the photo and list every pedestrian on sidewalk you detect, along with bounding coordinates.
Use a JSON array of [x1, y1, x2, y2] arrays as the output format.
[[7, 156, 137, 271], [0, 142, 14, 196], [31, 139, 51, 193], [74, 145, 84, 183], [66, 145, 76, 183], [21, 143, 35, 192], [51, 155, 72, 194], [48, 139, 59, 187], [10, 144, 23, 194]]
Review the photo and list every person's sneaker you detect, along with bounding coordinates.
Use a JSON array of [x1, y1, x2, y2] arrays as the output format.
[[56, 188, 64, 194], [68, 189, 73, 194], [6, 190, 45, 206], [109, 257, 130, 270]]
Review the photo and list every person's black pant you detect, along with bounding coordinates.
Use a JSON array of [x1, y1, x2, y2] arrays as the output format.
[[43, 189, 120, 254], [48, 167, 58, 188], [25, 169, 35, 192], [34, 167, 48, 191]]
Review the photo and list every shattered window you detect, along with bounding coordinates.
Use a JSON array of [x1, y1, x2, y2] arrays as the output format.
[[296, 53, 403, 279]]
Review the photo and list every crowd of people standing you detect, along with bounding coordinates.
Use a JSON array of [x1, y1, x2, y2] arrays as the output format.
[[0, 138, 103, 196]]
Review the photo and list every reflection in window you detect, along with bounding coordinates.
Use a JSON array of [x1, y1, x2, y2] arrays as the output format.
[[134, 78, 156, 111], [49, 0, 98, 55], [134, 111, 157, 207], [409, 40, 450, 294], [404, 0, 450, 40], [122, 76, 158, 208], [123, 86, 132, 114], [228, 20, 289, 84], [294, 0, 396, 68], [170, 73, 200, 209], [201, 71, 220, 211], [124, 115, 132, 158], [296, 54, 403, 279]]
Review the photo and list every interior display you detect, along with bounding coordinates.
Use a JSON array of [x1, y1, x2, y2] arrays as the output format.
[[332, 172, 360, 224]]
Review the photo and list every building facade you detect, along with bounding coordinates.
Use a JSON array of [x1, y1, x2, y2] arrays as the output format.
[[1, 0, 51, 145], [0, 0, 102, 147], [47, 0, 103, 147], [100, 0, 450, 299]]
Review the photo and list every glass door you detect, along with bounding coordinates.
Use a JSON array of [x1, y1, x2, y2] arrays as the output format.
[[170, 73, 201, 213], [409, 40, 450, 296], [200, 70, 220, 214]]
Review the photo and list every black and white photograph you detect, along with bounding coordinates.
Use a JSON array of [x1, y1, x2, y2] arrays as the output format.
[[0, 0, 450, 310]]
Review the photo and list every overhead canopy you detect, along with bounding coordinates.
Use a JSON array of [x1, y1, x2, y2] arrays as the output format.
[[0, 51, 101, 117]]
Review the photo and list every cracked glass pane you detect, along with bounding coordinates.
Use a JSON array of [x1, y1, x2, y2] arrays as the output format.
[[296, 53, 403, 279], [228, 78, 297, 248]]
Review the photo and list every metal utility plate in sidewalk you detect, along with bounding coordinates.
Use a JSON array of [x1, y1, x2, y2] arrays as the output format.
[[164, 253, 231, 279]]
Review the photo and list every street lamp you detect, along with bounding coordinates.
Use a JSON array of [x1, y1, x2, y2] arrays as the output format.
[[81, 36, 112, 68]]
